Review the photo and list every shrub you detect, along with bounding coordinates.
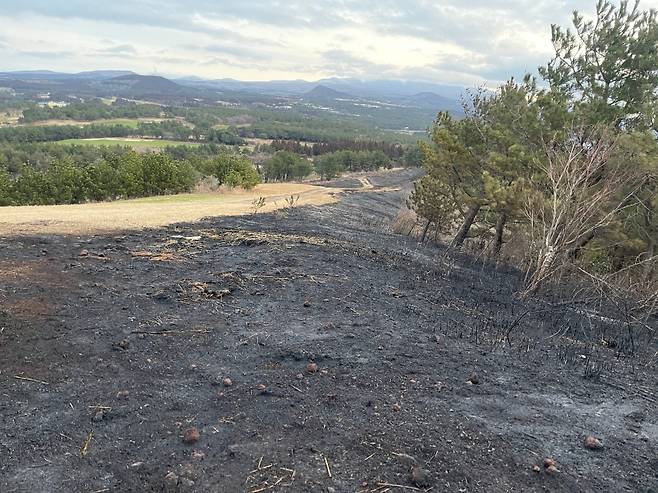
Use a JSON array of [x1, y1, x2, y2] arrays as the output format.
[[263, 151, 313, 182], [210, 154, 261, 189]]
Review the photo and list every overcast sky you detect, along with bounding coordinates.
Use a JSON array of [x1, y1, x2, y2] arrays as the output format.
[[1, 1, 657, 86]]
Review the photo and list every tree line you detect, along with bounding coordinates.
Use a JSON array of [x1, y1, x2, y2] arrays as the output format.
[[262, 148, 412, 182], [0, 121, 242, 145], [269, 139, 405, 158], [20, 100, 164, 123], [0, 150, 260, 206]]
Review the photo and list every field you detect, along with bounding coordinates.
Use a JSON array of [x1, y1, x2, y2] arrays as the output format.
[[1, 170, 656, 492], [0, 183, 340, 236], [23, 118, 145, 128], [54, 137, 201, 149], [0, 110, 21, 126]]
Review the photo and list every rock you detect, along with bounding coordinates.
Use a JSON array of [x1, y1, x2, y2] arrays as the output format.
[[296, 373, 304, 380], [410, 466, 433, 488], [532, 465, 541, 473], [164, 471, 179, 487], [222, 377, 233, 387], [113, 339, 129, 351], [306, 362, 319, 373], [584, 435, 604, 450], [92, 410, 105, 422], [257, 384, 268, 391], [303, 300, 312, 307], [182, 427, 200, 444], [468, 373, 480, 385], [179, 478, 195, 491], [180, 463, 198, 480], [116, 390, 130, 399], [392, 403, 402, 412], [546, 465, 559, 474], [192, 450, 206, 460], [79, 249, 89, 257], [543, 458, 556, 469]]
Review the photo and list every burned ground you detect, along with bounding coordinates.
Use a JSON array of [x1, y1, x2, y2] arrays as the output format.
[[1, 169, 657, 492]]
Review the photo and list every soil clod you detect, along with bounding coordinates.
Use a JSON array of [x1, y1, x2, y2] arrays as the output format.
[[584, 436, 604, 450], [410, 465, 434, 488], [182, 427, 200, 445]]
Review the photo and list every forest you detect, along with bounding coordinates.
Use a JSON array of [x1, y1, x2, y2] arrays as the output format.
[[409, 0, 658, 302]]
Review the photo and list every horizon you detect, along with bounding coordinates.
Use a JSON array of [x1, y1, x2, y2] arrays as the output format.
[[4, 1, 657, 87], [0, 68, 470, 88]]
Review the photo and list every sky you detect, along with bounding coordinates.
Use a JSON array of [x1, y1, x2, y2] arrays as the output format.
[[0, 1, 657, 86]]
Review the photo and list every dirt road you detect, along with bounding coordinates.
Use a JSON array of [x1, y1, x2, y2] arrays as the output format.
[[0, 169, 656, 492]]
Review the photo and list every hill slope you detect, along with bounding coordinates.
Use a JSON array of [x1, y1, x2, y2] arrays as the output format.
[[0, 169, 654, 492], [98, 74, 184, 95], [304, 84, 355, 101]]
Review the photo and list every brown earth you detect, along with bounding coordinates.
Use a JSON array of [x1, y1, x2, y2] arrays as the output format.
[[0, 183, 340, 236], [0, 169, 657, 492]]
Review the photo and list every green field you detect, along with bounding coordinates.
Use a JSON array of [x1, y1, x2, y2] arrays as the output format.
[[55, 138, 201, 149]]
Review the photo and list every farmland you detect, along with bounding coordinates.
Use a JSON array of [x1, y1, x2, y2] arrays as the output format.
[[19, 118, 167, 128], [54, 137, 202, 149]]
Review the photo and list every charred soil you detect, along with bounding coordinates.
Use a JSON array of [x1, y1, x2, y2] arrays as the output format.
[[1, 169, 657, 492]]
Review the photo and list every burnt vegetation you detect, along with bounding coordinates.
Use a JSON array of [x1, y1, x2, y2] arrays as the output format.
[[1, 1, 658, 492]]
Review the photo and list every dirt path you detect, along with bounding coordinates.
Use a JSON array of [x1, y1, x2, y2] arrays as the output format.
[[0, 169, 656, 492], [357, 176, 374, 189], [0, 183, 340, 236]]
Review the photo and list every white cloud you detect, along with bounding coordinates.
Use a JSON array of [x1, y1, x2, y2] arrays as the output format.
[[0, 1, 656, 86]]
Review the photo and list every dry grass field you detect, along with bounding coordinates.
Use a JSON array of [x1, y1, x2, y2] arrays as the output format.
[[0, 183, 340, 236]]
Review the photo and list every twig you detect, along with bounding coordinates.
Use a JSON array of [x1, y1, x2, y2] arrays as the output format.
[[14, 375, 49, 385], [324, 455, 332, 478], [290, 385, 305, 394], [80, 432, 93, 457], [376, 482, 421, 491], [131, 329, 209, 336]]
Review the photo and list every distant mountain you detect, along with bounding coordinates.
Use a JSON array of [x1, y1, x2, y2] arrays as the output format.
[[74, 70, 136, 80], [176, 77, 465, 105], [403, 92, 461, 109], [318, 78, 466, 101], [179, 77, 315, 95], [304, 85, 355, 101], [0, 68, 463, 116], [0, 70, 135, 81], [0, 70, 74, 81], [97, 74, 183, 96]]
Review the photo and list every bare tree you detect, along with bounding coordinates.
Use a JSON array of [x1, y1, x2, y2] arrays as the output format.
[[522, 127, 638, 297]]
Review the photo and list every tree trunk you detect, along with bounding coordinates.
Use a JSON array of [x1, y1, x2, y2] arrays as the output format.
[[568, 229, 597, 260], [451, 204, 480, 248], [421, 220, 431, 243], [492, 213, 507, 256], [644, 237, 656, 280], [523, 246, 558, 298]]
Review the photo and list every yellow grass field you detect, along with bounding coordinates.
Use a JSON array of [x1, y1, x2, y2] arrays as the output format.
[[0, 183, 341, 236]]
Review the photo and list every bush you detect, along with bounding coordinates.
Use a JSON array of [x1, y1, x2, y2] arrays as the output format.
[[263, 151, 313, 182], [210, 154, 261, 189], [315, 153, 344, 180], [0, 167, 13, 205]]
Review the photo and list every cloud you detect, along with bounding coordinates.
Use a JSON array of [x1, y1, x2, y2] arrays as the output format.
[[95, 44, 138, 56], [0, 0, 656, 84]]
